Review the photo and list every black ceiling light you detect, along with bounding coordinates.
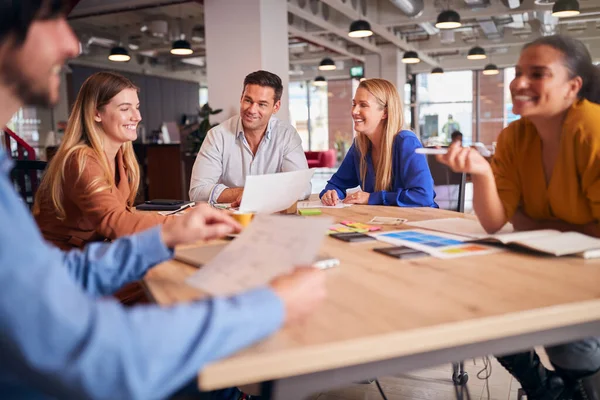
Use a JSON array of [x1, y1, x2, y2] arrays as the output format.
[[483, 63, 500, 75], [467, 46, 487, 60], [313, 76, 327, 86], [318, 57, 336, 71], [348, 19, 373, 38], [402, 51, 420, 64], [108, 45, 130, 62], [552, 0, 580, 17], [435, 9, 462, 29], [171, 39, 193, 55], [431, 67, 444, 74]]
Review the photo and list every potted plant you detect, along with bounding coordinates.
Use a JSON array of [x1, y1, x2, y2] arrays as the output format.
[[185, 103, 222, 156]]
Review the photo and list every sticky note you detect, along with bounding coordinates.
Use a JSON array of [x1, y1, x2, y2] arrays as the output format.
[[299, 208, 322, 216]]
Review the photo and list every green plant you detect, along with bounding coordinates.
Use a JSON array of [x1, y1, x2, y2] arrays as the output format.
[[185, 103, 222, 155], [334, 131, 351, 162]]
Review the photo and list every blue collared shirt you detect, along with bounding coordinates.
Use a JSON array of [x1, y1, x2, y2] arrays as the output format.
[[320, 131, 438, 207], [0, 150, 284, 399], [189, 115, 311, 203]]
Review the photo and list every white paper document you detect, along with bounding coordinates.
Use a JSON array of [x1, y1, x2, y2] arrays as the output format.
[[297, 200, 352, 209], [185, 214, 333, 296], [239, 169, 314, 214], [406, 218, 514, 239]]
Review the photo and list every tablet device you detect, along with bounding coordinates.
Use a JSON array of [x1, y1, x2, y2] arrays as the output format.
[[373, 246, 429, 259]]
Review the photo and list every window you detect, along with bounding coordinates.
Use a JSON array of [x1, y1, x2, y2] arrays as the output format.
[[504, 67, 520, 127], [288, 81, 309, 151], [288, 81, 329, 151], [417, 70, 473, 145], [199, 86, 208, 106]]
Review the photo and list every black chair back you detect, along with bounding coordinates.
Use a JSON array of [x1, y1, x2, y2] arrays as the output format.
[[426, 154, 466, 213], [10, 160, 48, 209]]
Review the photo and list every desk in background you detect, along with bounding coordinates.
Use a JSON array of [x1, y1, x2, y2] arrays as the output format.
[[133, 143, 197, 202], [143, 204, 600, 400]]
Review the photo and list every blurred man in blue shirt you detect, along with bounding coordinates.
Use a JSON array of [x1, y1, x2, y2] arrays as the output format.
[[0, 1, 326, 399]]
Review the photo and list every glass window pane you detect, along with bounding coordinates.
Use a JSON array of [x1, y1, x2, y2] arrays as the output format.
[[504, 67, 520, 127], [403, 82, 412, 129], [199, 87, 208, 106], [417, 70, 473, 103], [419, 103, 473, 145], [309, 84, 329, 151], [288, 81, 310, 151]]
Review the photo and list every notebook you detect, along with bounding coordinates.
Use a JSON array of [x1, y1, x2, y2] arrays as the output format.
[[472, 230, 600, 258]]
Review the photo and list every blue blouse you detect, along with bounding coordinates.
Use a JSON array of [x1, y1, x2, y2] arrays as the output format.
[[320, 130, 438, 207]]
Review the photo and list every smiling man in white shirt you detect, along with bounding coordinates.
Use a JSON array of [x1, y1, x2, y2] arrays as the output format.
[[189, 70, 311, 205]]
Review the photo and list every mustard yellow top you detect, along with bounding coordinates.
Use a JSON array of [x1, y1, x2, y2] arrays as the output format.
[[491, 99, 600, 225]]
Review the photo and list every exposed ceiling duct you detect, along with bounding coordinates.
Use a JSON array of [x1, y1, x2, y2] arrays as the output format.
[[388, 0, 424, 18], [534, 10, 559, 36], [463, 0, 490, 7], [501, 0, 523, 9], [478, 18, 503, 40]]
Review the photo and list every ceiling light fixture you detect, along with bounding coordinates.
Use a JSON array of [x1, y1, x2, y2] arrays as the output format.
[[171, 39, 193, 56], [552, 0, 580, 17], [318, 57, 336, 71], [313, 76, 327, 86], [108, 45, 130, 62], [402, 51, 420, 64], [348, 19, 373, 38], [431, 67, 444, 74], [435, 9, 462, 29], [482, 63, 500, 75], [467, 46, 487, 60]]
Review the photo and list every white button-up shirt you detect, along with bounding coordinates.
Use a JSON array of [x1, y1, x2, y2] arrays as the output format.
[[189, 115, 311, 203]]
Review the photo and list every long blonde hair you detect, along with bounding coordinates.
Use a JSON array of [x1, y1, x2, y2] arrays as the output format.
[[355, 78, 403, 192], [34, 72, 141, 219]]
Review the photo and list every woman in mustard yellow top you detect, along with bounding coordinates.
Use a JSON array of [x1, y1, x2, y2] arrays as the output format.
[[440, 35, 600, 399]]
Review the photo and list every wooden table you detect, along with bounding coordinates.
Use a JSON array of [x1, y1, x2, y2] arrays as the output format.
[[143, 205, 600, 400]]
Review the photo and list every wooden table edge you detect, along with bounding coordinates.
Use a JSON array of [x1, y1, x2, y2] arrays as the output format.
[[198, 298, 600, 390]]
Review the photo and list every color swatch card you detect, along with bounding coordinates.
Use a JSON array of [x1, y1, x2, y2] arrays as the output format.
[[371, 229, 501, 259]]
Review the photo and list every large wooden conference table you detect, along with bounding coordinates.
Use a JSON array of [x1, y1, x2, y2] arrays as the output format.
[[143, 204, 600, 400]]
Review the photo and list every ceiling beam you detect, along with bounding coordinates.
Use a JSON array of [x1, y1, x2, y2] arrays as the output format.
[[381, 0, 539, 28], [68, 0, 191, 19], [288, 26, 365, 62], [418, 23, 600, 53], [289, 55, 356, 65], [288, 3, 381, 54], [318, 0, 439, 67], [410, 36, 600, 74]]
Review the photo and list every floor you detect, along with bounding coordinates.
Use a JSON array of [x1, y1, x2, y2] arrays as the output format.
[[305, 357, 523, 400]]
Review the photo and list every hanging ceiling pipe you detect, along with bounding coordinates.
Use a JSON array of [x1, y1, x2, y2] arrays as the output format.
[[388, 0, 424, 18]]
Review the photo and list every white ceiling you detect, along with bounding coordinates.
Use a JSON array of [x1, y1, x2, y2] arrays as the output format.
[[67, 0, 600, 80]]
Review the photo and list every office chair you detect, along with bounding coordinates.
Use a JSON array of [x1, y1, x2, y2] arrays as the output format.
[[10, 160, 47, 209], [426, 153, 467, 213]]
